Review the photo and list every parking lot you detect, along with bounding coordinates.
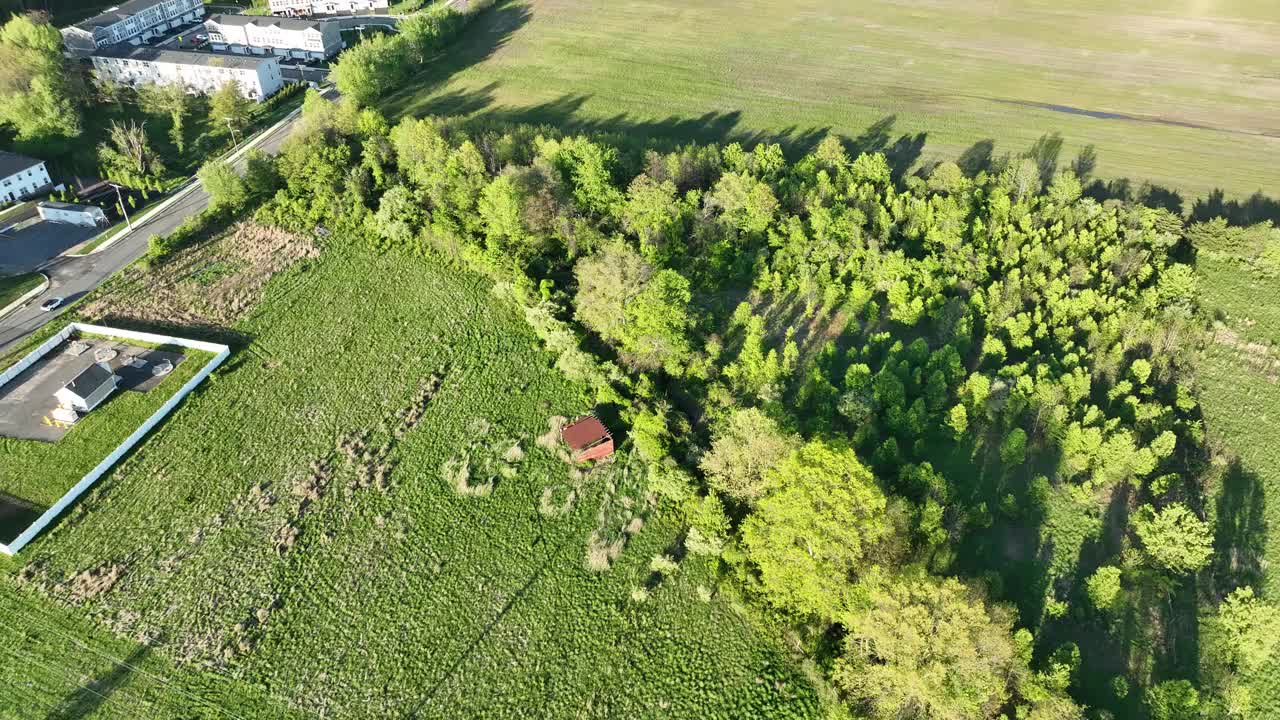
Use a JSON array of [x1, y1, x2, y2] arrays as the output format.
[[0, 220, 101, 274], [0, 337, 185, 443]]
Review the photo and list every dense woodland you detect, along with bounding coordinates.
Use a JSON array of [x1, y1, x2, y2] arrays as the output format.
[[174, 78, 1280, 719]]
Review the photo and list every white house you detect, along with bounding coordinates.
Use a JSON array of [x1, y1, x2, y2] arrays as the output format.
[[37, 201, 108, 227], [61, 0, 204, 54], [55, 362, 119, 413], [267, 0, 388, 18], [205, 14, 342, 60], [0, 152, 52, 206], [91, 47, 285, 100]]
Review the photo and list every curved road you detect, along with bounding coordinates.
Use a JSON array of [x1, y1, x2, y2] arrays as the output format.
[[0, 98, 321, 356]]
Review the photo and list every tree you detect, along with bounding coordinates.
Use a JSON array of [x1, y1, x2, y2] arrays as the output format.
[[371, 183, 424, 246], [574, 240, 650, 346], [1133, 503, 1213, 574], [1213, 586, 1280, 673], [700, 408, 795, 503], [98, 120, 165, 188], [623, 268, 693, 372], [210, 81, 253, 137], [1000, 428, 1027, 466], [0, 13, 82, 143], [742, 440, 889, 617], [833, 574, 1020, 720], [1145, 680, 1199, 720], [139, 82, 191, 153], [331, 33, 409, 106], [1085, 566, 1123, 613], [198, 160, 247, 211]]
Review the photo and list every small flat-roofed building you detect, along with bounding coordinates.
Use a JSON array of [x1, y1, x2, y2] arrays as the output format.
[[90, 46, 285, 100], [561, 415, 615, 463], [0, 152, 52, 206], [205, 14, 341, 60], [55, 362, 119, 413], [61, 0, 204, 54], [37, 201, 108, 227]]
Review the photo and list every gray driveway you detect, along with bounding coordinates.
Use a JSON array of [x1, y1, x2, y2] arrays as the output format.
[[0, 221, 101, 275]]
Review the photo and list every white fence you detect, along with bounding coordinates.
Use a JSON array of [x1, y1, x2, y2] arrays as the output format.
[[0, 323, 230, 555]]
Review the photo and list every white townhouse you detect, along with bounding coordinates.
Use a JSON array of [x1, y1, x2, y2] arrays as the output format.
[[267, 0, 388, 18], [205, 14, 342, 60], [91, 47, 285, 100], [61, 0, 204, 54], [0, 152, 52, 205]]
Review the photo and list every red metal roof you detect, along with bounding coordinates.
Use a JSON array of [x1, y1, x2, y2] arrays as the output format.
[[561, 416, 610, 451]]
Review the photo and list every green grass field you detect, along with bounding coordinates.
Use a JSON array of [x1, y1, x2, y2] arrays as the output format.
[[1195, 254, 1280, 715], [384, 0, 1280, 203], [0, 233, 817, 718], [0, 272, 44, 310]]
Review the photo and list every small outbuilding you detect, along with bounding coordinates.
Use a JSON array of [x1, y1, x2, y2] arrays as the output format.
[[37, 201, 107, 228], [54, 362, 118, 413], [561, 415, 614, 463]]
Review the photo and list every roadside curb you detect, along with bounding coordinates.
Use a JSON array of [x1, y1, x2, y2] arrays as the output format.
[[0, 272, 50, 320], [64, 97, 315, 259]]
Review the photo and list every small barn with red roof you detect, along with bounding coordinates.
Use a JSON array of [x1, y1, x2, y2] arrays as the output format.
[[561, 415, 614, 463]]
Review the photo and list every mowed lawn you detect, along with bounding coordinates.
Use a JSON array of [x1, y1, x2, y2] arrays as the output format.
[[385, 0, 1280, 202], [0, 240, 816, 719]]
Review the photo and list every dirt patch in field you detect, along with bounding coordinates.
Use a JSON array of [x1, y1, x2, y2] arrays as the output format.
[[81, 222, 319, 330], [1209, 321, 1280, 382]]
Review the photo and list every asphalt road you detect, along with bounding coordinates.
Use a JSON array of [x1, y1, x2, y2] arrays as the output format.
[[0, 103, 313, 356]]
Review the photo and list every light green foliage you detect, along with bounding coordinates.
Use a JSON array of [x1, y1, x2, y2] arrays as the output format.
[[1133, 503, 1214, 574], [624, 269, 693, 372], [1214, 587, 1280, 673], [574, 243, 692, 372], [332, 32, 410, 106], [1000, 428, 1027, 466], [707, 171, 778, 233], [0, 13, 81, 142], [198, 159, 248, 212], [1145, 680, 1199, 720], [1085, 566, 1123, 613], [369, 183, 424, 246], [699, 407, 795, 502], [833, 575, 1020, 720], [742, 441, 889, 617], [210, 81, 253, 135]]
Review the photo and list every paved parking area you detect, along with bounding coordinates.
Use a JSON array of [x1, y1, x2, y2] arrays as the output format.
[[0, 220, 101, 274], [0, 338, 185, 442]]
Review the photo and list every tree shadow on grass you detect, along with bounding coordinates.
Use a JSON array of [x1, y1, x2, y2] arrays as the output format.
[[1192, 189, 1280, 227], [1211, 458, 1268, 594], [44, 645, 150, 720], [381, 0, 533, 119]]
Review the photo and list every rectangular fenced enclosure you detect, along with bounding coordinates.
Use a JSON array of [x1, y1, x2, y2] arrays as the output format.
[[0, 323, 229, 554]]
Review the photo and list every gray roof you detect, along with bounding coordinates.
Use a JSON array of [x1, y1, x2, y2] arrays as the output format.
[[0, 151, 44, 179], [206, 14, 322, 31], [94, 45, 278, 70], [39, 201, 99, 212], [65, 362, 116, 398], [74, 0, 174, 31]]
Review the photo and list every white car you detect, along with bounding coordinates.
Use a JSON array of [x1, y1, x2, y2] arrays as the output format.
[[39, 296, 63, 312]]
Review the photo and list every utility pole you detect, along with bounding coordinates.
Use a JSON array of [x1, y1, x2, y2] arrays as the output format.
[[225, 116, 238, 147], [108, 182, 132, 230]]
